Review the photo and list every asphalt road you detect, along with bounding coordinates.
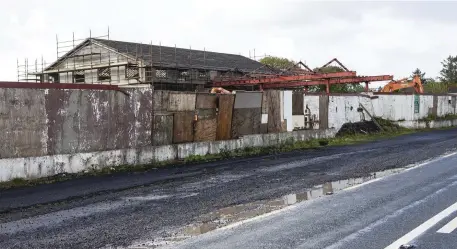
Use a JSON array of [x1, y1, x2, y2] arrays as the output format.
[[0, 128, 457, 249], [173, 149, 457, 249]]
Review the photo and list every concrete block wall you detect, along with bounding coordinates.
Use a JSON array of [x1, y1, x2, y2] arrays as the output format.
[[0, 129, 337, 182]]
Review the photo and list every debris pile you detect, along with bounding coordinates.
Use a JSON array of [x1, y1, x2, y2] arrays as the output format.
[[336, 118, 402, 136]]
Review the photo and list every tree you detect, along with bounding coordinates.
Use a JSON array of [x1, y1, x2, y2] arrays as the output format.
[[259, 56, 296, 71], [411, 68, 427, 84], [439, 55, 457, 83]]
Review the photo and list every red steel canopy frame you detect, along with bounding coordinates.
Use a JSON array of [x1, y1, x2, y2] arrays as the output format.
[[212, 71, 357, 87], [262, 75, 393, 89]]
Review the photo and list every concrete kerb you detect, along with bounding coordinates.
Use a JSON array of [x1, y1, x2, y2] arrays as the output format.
[[395, 119, 457, 129]]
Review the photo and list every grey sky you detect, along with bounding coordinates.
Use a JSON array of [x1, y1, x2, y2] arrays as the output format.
[[1, 0, 456, 83]]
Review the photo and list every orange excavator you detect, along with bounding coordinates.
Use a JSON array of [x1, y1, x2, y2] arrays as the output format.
[[380, 75, 424, 93]]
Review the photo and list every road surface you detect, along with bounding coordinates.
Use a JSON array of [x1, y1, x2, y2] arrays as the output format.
[[0, 128, 456, 249]]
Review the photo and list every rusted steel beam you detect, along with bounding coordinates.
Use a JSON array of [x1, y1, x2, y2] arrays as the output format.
[[0, 82, 130, 95], [262, 75, 393, 89], [212, 71, 357, 86], [319, 58, 350, 72]]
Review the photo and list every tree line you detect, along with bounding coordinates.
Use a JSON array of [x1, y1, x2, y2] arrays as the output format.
[[259, 56, 457, 93]]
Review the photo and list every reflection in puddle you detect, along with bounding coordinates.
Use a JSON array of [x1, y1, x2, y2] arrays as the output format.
[[129, 167, 409, 248]]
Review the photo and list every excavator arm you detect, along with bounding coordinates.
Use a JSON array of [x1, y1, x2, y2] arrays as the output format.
[[381, 75, 424, 93]]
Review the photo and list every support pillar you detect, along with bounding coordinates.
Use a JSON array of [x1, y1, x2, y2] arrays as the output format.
[[365, 82, 369, 92], [326, 82, 330, 94]]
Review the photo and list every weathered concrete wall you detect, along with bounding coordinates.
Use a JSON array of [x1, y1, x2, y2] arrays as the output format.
[[371, 95, 433, 121], [328, 95, 374, 130], [0, 129, 337, 182], [0, 87, 153, 159], [437, 95, 456, 117]]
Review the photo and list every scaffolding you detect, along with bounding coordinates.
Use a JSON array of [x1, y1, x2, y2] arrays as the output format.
[[18, 27, 265, 91]]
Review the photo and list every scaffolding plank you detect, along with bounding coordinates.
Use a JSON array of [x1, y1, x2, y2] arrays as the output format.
[[173, 111, 194, 143], [196, 93, 217, 109], [152, 114, 173, 146], [231, 108, 261, 138], [216, 95, 235, 140], [194, 119, 217, 142], [266, 90, 282, 133]]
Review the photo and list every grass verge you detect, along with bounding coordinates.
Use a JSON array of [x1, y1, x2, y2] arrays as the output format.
[[0, 124, 450, 190]]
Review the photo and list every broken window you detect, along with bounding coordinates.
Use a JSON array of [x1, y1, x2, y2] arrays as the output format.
[[155, 69, 167, 78], [49, 73, 60, 83], [97, 67, 111, 81], [178, 70, 189, 82], [125, 66, 139, 79], [73, 70, 85, 83], [198, 70, 207, 78]]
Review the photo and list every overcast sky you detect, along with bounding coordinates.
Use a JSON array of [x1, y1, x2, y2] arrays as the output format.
[[1, 0, 456, 85]]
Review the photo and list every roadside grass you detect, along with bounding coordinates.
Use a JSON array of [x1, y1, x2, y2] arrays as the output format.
[[0, 124, 452, 190]]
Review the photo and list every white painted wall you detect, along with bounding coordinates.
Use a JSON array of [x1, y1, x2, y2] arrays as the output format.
[[372, 95, 434, 121], [328, 95, 374, 130], [437, 96, 456, 117], [304, 95, 320, 129], [283, 91, 293, 131]]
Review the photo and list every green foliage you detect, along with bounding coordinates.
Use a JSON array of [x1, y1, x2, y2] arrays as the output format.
[[259, 56, 296, 71], [439, 55, 457, 83], [423, 80, 449, 94]]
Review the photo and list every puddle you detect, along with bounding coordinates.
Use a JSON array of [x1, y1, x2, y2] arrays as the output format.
[[125, 166, 411, 249]]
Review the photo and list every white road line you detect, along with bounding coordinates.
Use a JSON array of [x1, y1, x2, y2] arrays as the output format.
[[384, 201, 457, 249], [437, 216, 457, 234]]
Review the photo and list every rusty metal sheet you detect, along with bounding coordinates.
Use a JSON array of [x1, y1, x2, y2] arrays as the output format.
[[231, 108, 261, 138], [153, 90, 169, 112], [0, 88, 47, 158], [196, 93, 217, 109], [216, 94, 235, 140], [168, 92, 196, 112], [292, 92, 304, 115], [260, 123, 268, 134], [234, 91, 262, 109], [109, 90, 133, 149], [266, 90, 282, 133], [134, 89, 154, 147], [152, 114, 173, 146], [194, 118, 217, 142], [262, 92, 268, 114], [197, 108, 216, 120], [173, 111, 195, 143]]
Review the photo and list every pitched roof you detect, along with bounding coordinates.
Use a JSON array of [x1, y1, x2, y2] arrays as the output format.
[[93, 38, 272, 74]]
